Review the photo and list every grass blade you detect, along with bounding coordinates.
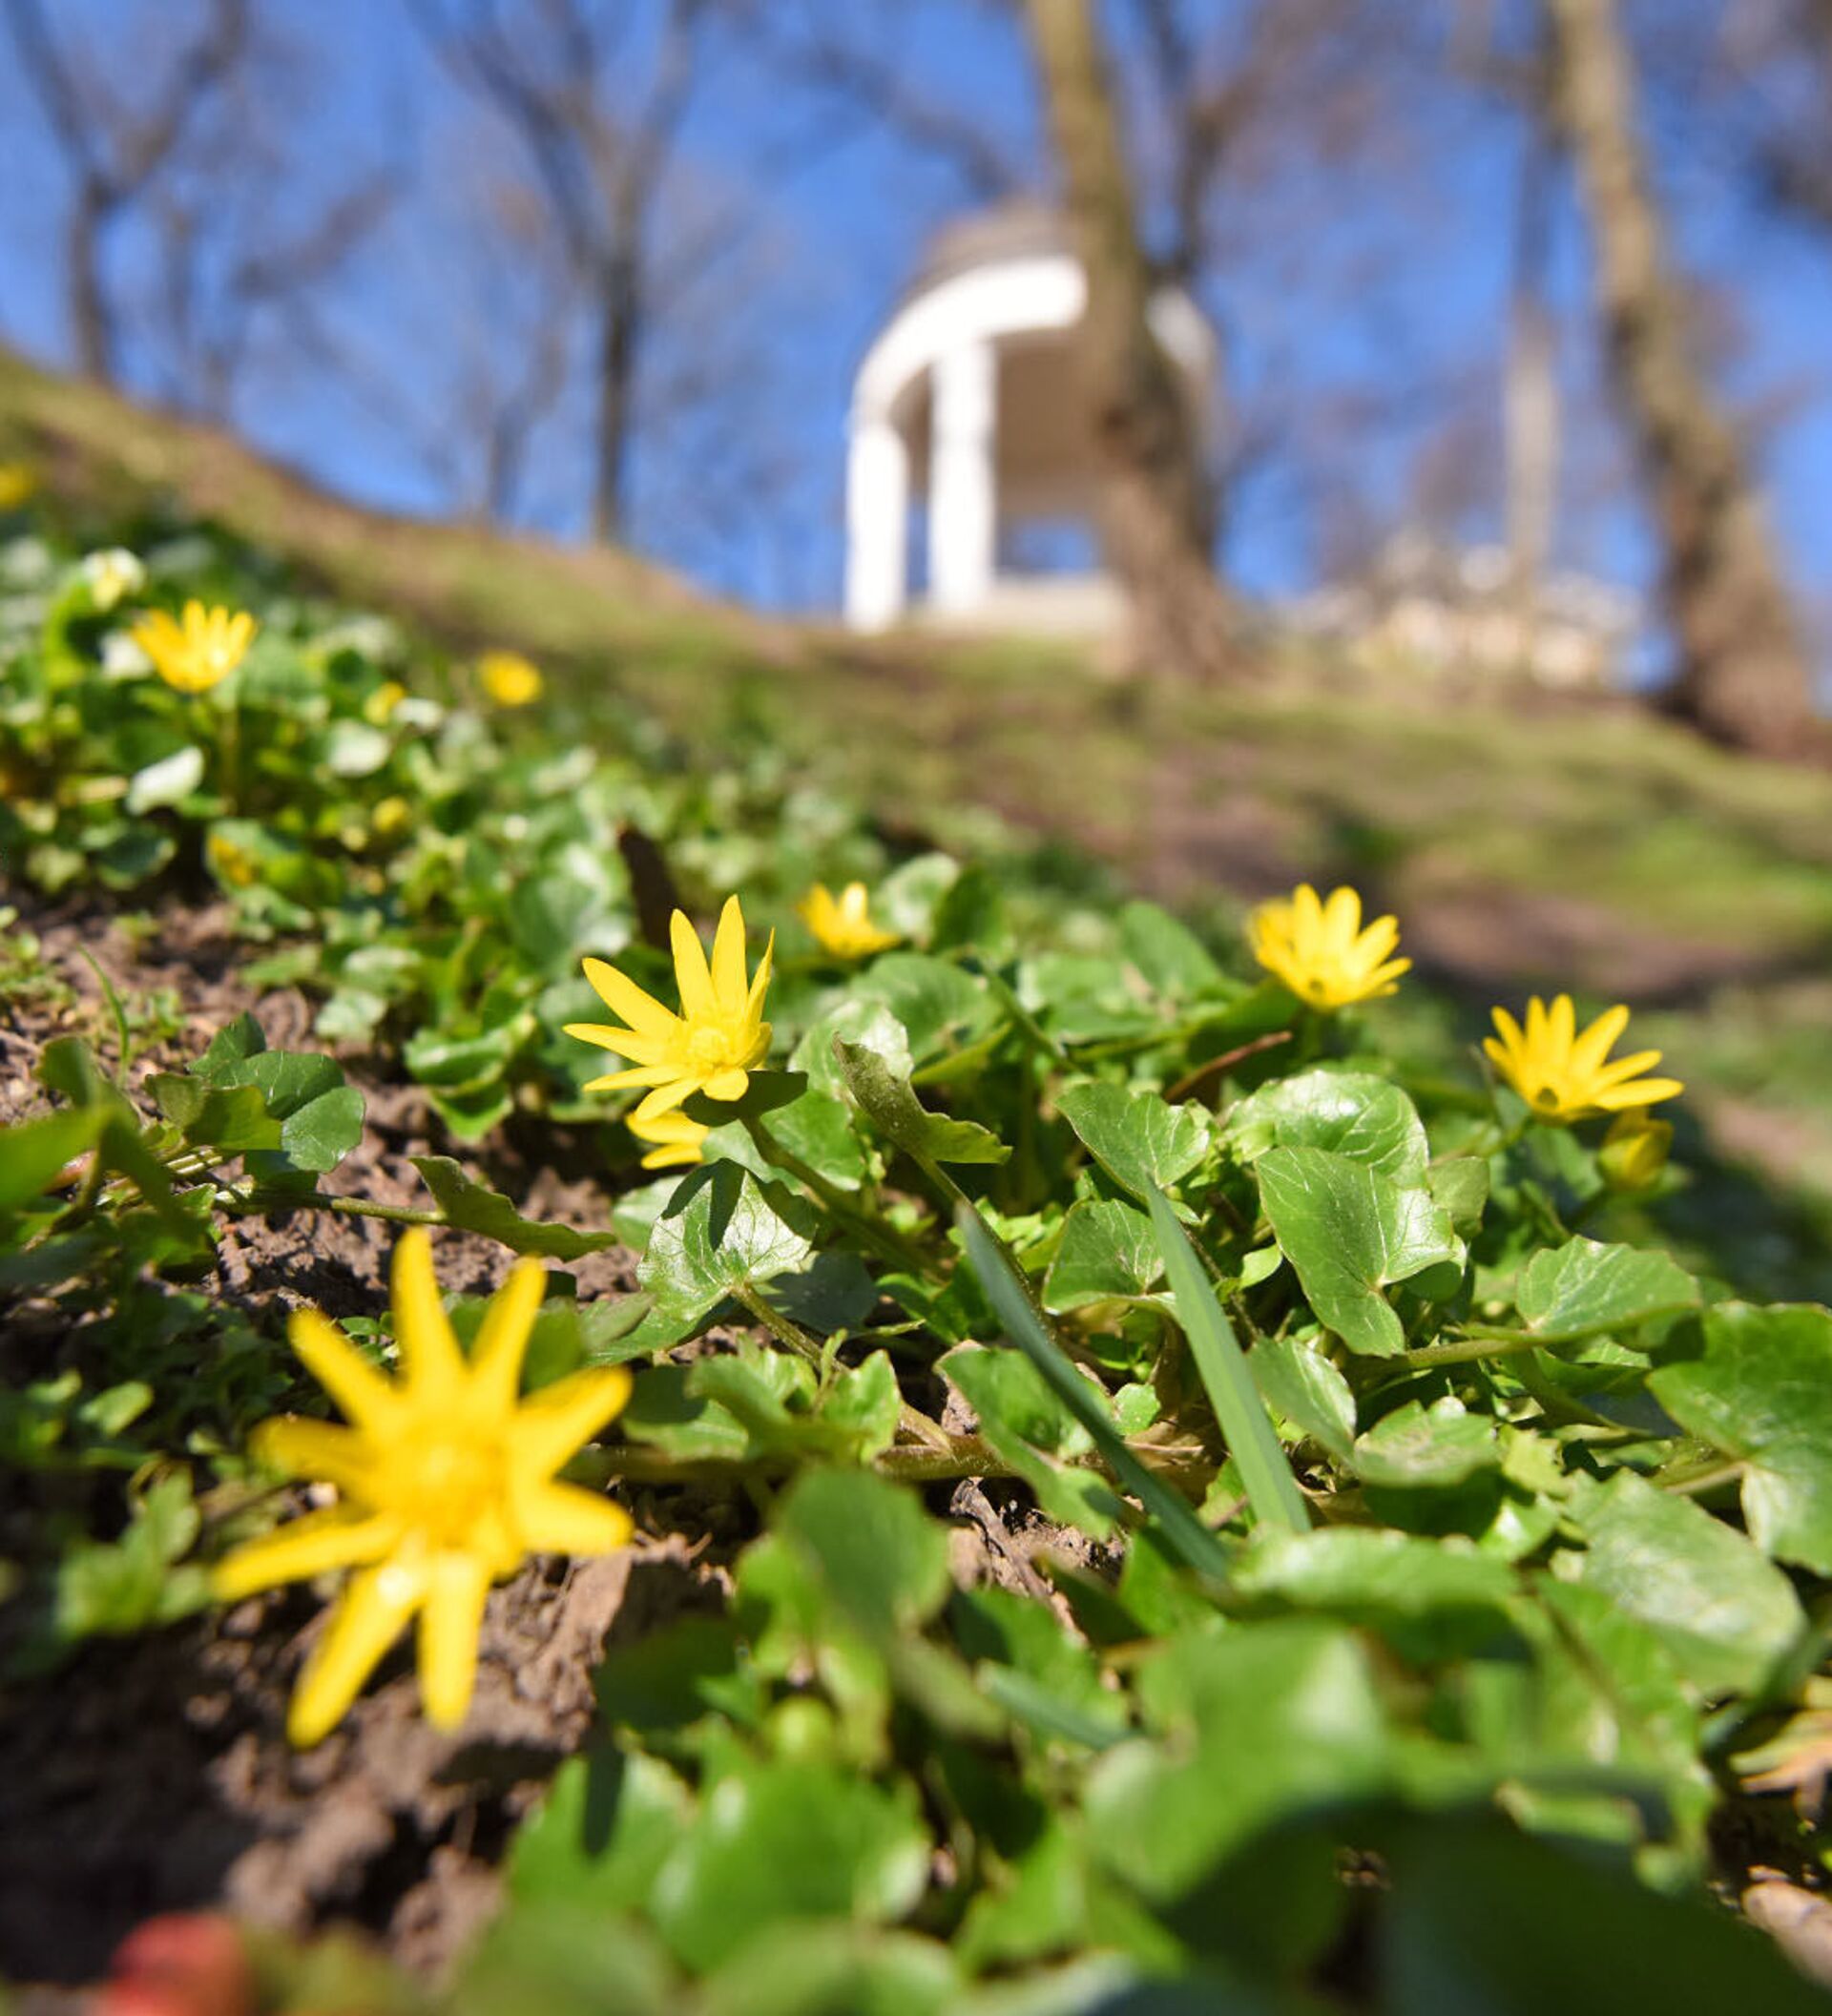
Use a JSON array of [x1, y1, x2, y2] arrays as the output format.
[[953, 1196, 1233, 1586], [1145, 1184, 1312, 1536]]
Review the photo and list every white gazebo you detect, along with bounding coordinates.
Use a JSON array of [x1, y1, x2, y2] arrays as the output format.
[[843, 204, 1218, 636]]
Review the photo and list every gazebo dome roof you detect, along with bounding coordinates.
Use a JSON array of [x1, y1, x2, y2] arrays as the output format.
[[907, 200, 1072, 298]]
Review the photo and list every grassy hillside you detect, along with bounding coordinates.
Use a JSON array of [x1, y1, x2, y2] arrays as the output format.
[[7, 342, 1831, 1191]]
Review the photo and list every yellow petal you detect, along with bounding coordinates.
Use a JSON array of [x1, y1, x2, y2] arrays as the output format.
[[1547, 994, 1576, 1053], [1322, 885, 1362, 942], [250, 1417, 379, 1497], [745, 932, 776, 1023], [514, 1479, 634, 1555], [213, 1507, 397, 1602], [582, 958, 676, 1038], [470, 1257, 547, 1407], [670, 909, 718, 1021], [510, 1365, 634, 1477], [586, 1061, 678, 1091], [1571, 1004, 1633, 1077], [633, 1077, 696, 1121], [286, 1557, 426, 1745], [289, 1307, 399, 1430], [391, 1228, 465, 1400], [700, 1067, 749, 1102], [1594, 1075, 1683, 1111], [710, 895, 748, 1011], [417, 1552, 492, 1730]]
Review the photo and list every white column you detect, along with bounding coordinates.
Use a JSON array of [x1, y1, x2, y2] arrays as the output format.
[[928, 339, 997, 614], [844, 412, 909, 633]]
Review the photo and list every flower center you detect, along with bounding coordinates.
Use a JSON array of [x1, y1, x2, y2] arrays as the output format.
[[688, 1024, 735, 1071], [390, 1434, 504, 1546]]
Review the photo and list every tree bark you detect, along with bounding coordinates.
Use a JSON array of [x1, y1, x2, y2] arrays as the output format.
[[67, 180, 115, 383], [591, 250, 640, 544], [1023, 0, 1235, 681], [1545, 0, 1817, 755]]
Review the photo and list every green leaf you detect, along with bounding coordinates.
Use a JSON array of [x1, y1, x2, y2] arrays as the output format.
[[124, 742, 205, 813], [832, 1037, 1010, 1167], [942, 1343, 1124, 1538], [1118, 900, 1224, 997], [0, 1109, 102, 1212], [508, 1749, 696, 1911], [1146, 1185, 1310, 1535], [636, 1163, 817, 1334], [1250, 1338, 1356, 1465], [773, 1468, 951, 1637], [1042, 1199, 1161, 1312], [1651, 1302, 1832, 1576], [953, 1198, 1233, 1584], [1259, 1146, 1464, 1358], [699, 1924, 959, 2016], [852, 951, 1004, 1067], [1085, 1621, 1390, 1899], [1056, 1081, 1209, 1211], [1352, 1399, 1498, 1490], [1231, 1528, 1515, 1661], [1564, 1471, 1804, 1694], [1516, 1238, 1700, 1342], [146, 1075, 281, 1157], [1427, 1157, 1489, 1236], [411, 1155, 618, 1261], [652, 1758, 930, 1972], [1227, 1068, 1428, 1185]]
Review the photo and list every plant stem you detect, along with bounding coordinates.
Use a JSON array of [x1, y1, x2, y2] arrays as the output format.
[[1402, 1326, 1541, 1369], [731, 1280, 822, 1363], [741, 1113, 929, 1271]]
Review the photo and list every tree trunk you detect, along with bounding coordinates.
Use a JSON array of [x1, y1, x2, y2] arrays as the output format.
[[590, 251, 641, 544], [1023, 0, 1235, 681], [68, 179, 115, 383], [1545, 0, 1816, 755], [1505, 132, 1559, 656]]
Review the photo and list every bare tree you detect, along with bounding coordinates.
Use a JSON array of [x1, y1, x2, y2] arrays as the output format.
[[1545, 0, 1815, 753], [1023, 0, 1235, 679], [411, 0, 714, 544], [3, 0, 247, 384]]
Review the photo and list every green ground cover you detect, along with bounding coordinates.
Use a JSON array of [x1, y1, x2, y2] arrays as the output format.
[[6, 473, 1832, 2008]]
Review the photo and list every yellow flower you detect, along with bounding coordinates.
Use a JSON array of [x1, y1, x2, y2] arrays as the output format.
[[798, 881, 900, 961], [205, 830, 260, 889], [629, 1109, 708, 1170], [479, 650, 543, 708], [566, 895, 773, 1122], [131, 601, 258, 695], [0, 463, 36, 510], [212, 1229, 633, 1745], [1248, 883, 1410, 1011], [1598, 1111, 1674, 1192], [1483, 996, 1682, 1124], [364, 679, 407, 725], [81, 548, 145, 613]]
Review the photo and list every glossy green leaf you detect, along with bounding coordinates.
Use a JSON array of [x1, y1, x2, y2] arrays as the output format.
[[1259, 1146, 1464, 1357], [1056, 1081, 1210, 1211], [1516, 1238, 1700, 1342], [1042, 1198, 1161, 1312], [1651, 1302, 1832, 1575], [1227, 1068, 1428, 1185], [411, 1154, 618, 1260], [832, 1036, 1010, 1166]]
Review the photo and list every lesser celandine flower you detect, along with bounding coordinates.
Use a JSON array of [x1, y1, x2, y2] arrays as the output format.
[[798, 881, 900, 961], [479, 650, 543, 708], [0, 463, 35, 511], [364, 679, 407, 725], [628, 1109, 709, 1170], [566, 895, 773, 1122], [131, 601, 258, 696], [1249, 883, 1410, 1011], [1599, 1111, 1674, 1192], [81, 548, 144, 613], [1483, 996, 1682, 1124], [213, 1229, 633, 1745]]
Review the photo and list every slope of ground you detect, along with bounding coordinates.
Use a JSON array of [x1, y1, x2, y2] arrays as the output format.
[[7, 343, 1831, 1192]]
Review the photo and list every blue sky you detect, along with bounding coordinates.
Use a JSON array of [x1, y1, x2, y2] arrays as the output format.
[[1, 0, 1828, 680]]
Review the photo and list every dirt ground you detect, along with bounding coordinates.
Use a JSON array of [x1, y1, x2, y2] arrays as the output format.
[[0, 887, 1078, 1987]]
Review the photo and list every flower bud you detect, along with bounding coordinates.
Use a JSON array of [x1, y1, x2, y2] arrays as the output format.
[[1599, 1112, 1672, 1193]]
